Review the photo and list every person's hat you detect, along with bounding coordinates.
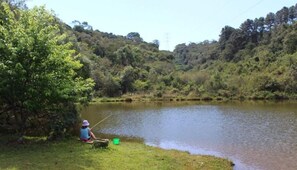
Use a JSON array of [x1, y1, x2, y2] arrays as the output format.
[[82, 120, 90, 126]]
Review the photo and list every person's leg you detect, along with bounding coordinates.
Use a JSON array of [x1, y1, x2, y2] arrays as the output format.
[[90, 131, 97, 139]]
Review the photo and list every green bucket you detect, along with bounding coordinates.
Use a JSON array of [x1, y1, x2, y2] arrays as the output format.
[[113, 138, 120, 145]]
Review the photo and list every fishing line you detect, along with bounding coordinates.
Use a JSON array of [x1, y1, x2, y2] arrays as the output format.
[[91, 114, 113, 129]]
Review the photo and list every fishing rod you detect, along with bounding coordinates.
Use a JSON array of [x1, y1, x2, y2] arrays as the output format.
[[91, 114, 113, 129]]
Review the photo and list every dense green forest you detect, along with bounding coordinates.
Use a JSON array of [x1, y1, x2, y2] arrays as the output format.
[[0, 0, 297, 137], [70, 3, 297, 100]]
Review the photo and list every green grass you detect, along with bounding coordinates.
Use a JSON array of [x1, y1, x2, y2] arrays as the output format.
[[0, 136, 233, 170]]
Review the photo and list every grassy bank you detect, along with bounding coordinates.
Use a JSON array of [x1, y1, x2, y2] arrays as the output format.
[[0, 136, 233, 170], [92, 95, 224, 103], [92, 94, 296, 103]]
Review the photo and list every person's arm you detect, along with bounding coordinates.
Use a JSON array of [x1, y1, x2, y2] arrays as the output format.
[[88, 127, 97, 139]]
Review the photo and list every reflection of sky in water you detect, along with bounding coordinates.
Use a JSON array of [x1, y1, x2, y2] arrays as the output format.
[[146, 140, 254, 170], [82, 102, 297, 170]]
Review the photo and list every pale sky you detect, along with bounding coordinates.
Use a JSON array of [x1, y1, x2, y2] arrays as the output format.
[[27, 0, 296, 51]]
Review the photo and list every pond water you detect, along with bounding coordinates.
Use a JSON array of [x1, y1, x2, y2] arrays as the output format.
[[80, 101, 297, 170]]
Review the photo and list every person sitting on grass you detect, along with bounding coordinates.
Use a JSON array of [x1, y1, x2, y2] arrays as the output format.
[[80, 120, 97, 142]]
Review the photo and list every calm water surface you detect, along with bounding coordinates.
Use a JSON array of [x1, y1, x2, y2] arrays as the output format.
[[80, 101, 297, 170]]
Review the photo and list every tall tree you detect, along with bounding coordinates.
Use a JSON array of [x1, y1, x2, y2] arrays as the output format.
[[240, 19, 259, 43], [265, 12, 276, 31], [126, 32, 143, 42], [281, 7, 290, 24], [152, 39, 160, 49], [275, 7, 289, 25], [0, 3, 94, 137], [219, 26, 236, 50], [115, 45, 135, 66], [120, 66, 137, 93], [255, 17, 265, 40], [288, 6, 296, 23]]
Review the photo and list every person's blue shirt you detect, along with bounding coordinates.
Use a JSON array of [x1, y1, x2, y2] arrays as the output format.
[[80, 127, 90, 140]]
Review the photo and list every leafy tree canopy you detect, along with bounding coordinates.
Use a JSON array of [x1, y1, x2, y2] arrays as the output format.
[[0, 2, 94, 138]]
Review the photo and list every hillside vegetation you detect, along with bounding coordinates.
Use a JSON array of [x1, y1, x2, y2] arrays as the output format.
[[71, 4, 297, 100]]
